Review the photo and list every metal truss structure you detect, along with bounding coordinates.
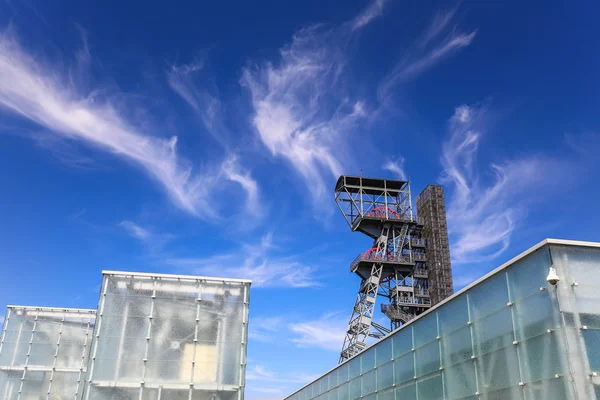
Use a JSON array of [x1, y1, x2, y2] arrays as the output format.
[[335, 176, 431, 363]]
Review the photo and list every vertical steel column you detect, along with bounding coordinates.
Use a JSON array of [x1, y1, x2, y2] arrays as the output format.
[[75, 313, 93, 399], [505, 272, 525, 396], [239, 282, 249, 400], [466, 294, 480, 397], [189, 280, 203, 400], [1, 308, 13, 400], [139, 278, 157, 400], [17, 309, 39, 400], [85, 277, 109, 400], [45, 310, 65, 400]]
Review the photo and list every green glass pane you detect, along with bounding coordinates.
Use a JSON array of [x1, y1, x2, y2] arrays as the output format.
[[444, 359, 477, 399], [328, 368, 338, 390], [513, 289, 559, 341], [441, 325, 472, 367], [392, 327, 413, 358], [376, 387, 394, 400], [523, 377, 570, 400], [476, 345, 520, 392], [349, 357, 361, 379], [520, 331, 566, 383], [328, 387, 338, 400], [376, 337, 393, 366], [349, 377, 361, 400], [362, 394, 376, 400], [415, 340, 440, 377], [395, 382, 416, 400], [468, 272, 509, 321], [480, 386, 522, 400], [413, 313, 438, 347], [506, 246, 550, 301], [438, 296, 469, 335], [417, 372, 443, 399], [338, 363, 349, 383], [574, 285, 600, 324], [361, 369, 376, 395], [393, 352, 414, 385], [550, 244, 600, 286], [472, 308, 514, 356], [338, 382, 348, 400], [582, 328, 600, 371], [376, 361, 393, 391], [361, 348, 375, 373]]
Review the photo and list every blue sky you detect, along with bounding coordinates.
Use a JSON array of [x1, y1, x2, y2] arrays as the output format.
[[0, 0, 599, 398]]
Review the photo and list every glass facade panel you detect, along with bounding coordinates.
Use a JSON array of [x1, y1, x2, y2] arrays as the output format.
[[393, 352, 414, 385], [414, 340, 440, 376], [375, 337, 392, 366], [443, 359, 476, 399], [0, 306, 95, 400], [376, 361, 393, 390]]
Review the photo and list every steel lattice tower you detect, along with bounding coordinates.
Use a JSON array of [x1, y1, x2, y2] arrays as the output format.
[[335, 176, 431, 363]]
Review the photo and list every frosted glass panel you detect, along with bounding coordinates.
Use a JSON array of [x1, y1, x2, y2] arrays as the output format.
[[507, 246, 550, 301], [395, 382, 416, 400], [444, 359, 476, 399], [582, 329, 600, 371], [415, 340, 440, 376], [348, 357, 361, 379], [438, 296, 469, 334], [393, 352, 414, 385], [476, 345, 520, 392], [417, 372, 443, 399], [376, 361, 393, 390], [513, 290, 559, 341], [375, 337, 392, 366], [519, 331, 566, 383], [392, 326, 413, 357], [472, 308, 514, 356], [361, 369, 376, 395], [84, 272, 250, 400], [0, 306, 95, 400], [441, 325, 472, 366], [361, 348, 375, 373], [349, 378, 361, 399], [468, 273, 509, 320], [413, 313, 438, 347]]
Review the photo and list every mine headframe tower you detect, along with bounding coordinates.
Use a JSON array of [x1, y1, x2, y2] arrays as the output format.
[[335, 175, 431, 363]]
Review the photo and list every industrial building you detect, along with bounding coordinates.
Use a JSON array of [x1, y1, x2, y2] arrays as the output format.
[[284, 239, 600, 400], [0, 271, 251, 400], [416, 184, 453, 306], [334, 176, 453, 363]]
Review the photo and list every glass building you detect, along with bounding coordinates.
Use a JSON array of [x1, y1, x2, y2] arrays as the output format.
[[84, 271, 251, 400], [0, 306, 96, 399], [284, 239, 600, 400], [0, 271, 251, 400]]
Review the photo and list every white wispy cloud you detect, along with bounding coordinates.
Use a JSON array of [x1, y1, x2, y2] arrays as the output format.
[[167, 233, 320, 288], [378, 7, 476, 103], [241, 1, 385, 213], [0, 33, 258, 220], [441, 104, 562, 264], [249, 316, 283, 342], [288, 312, 347, 351], [382, 157, 406, 180], [245, 365, 319, 400], [119, 220, 151, 240], [350, 0, 388, 31], [167, 60, 231, 148], [119, 220, 176, 253]]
